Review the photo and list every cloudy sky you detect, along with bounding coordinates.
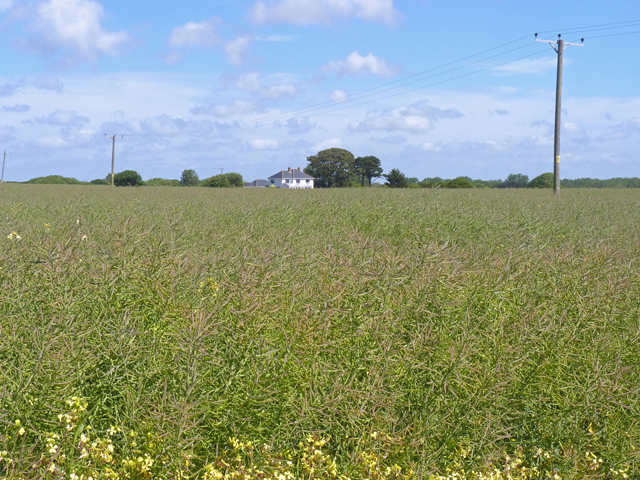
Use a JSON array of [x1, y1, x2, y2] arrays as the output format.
[[0, 0, 639, 182]]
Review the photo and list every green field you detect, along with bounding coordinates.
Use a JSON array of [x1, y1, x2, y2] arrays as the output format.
[[1, 185, 639, 479]]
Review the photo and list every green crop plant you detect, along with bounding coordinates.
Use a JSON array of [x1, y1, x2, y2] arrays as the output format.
[[0, 185, 638, 479]]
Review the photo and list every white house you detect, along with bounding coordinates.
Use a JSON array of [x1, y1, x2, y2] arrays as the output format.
[[268, 167, 314, 189]]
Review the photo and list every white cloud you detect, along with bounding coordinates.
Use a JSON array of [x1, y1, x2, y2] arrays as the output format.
[[0, 126, 16, 142], [0, 83, 21, 97], [0, 0, 13, 12], [3, 104, 31, 113], [20, 0, 130, 66], [190, 100, 261, 117], [101, 115, 215, 136], [225, 35, 253, 66], [236, 72, 298, 99], [563, 121, 586, 136], [32, 75, 64, 92], [313, 137, 343, 151], [329, 89, 349, 103], [31, 109, 89, 126], [168, 17, 221, 49], [421, 141, 441, 151], [325, 52, 397, 76], [284, 117, 317, 135], [249, 138, 279, 150], [494, 58, 558, 75], [349, 100, 463, 133], [249, 0, 401, 26]]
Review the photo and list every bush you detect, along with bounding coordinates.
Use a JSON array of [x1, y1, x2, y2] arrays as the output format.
[[499, 173, 529, 188], [89, 179, 110, 185], [446, 177, 474, 188], [200, 173, 243, 188], [113, 170, 142, 187], [528, 173, 554, 188], [25, 175, 86, 185], [146, 178, 181, 187]]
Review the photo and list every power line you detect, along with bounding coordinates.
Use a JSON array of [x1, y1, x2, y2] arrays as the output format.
[[587, 30, 640, 39], [4, 20, 636, 165]]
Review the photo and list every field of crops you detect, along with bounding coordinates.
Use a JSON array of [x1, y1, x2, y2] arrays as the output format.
[[1, 185, 639, 479]]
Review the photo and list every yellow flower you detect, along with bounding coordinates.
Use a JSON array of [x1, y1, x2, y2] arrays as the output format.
[[18, 427, 25, 436], [7, 231, 21, 240]]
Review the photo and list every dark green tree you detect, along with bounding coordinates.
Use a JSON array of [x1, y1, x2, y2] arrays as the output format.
[[113, 170, 142, 186], [304, 148, 355, 188], [145, 178, 181, 186], [528, 173, 554, 188], [227, 172, 244, 187], [446, 177, 474, 188], [500, 173, 529, 188], [353, 156, 383, 186], [89, 178, 110, 185], [383, 168, 409, 188], [180, 169, 199, 187], [200, 172, 243, 188]]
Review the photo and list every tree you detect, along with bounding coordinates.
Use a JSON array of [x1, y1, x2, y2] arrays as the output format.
[[181, 169, 199, 187], [446, 177, 474, 188], [146, 178, 181, 186], [500, 173, 529, 188], [528, 173, 554, 188], [353, 156, 383, 186], [304, 148, 354, 188], [227, 172, 244, 187], [383, 168, 409, 188], [113, 170, 142, 186], [200, 172, 243, 188], [90, 178, 110, 185]]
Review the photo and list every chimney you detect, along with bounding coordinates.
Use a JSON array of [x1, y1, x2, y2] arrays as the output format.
[[288, 167, 292, 172], [297, 167, 301, 171]]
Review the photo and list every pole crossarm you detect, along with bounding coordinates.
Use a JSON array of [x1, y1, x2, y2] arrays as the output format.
[[536, 39, 585, 47]]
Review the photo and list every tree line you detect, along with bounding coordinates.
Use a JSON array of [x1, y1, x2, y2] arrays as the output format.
[[17, 152, 640, 189], [21, 170, 245, 187]]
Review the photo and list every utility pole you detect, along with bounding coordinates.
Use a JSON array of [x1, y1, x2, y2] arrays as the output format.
[[535, 34, 584, 195], [1, 151, 6, 188], [219, 168, 224, 175], [106, 134, 123, 186]]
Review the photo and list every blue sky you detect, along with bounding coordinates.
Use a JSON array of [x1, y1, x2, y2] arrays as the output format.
[[0, 0, 639, 182]]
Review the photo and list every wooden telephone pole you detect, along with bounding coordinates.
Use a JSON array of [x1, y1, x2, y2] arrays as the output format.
[[106, 135, 123, 186], [535, 34, 584, 195], [1, 151, 6, 187]]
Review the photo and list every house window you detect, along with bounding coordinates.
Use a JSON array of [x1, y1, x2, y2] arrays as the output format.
[[286, 179, 290, 183], [271, 179, 274, 184], [296, 179, 300, 183], [306, 180, 310, 183]]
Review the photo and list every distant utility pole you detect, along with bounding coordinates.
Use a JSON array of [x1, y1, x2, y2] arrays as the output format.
[[535, 33, 584, 195], [219, 168, 224, 175], [1, 151, 6, 187], [106, 134, 124, 186]]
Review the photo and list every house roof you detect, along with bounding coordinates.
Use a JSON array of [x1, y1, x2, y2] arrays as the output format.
[[268, 169, 314, 180]]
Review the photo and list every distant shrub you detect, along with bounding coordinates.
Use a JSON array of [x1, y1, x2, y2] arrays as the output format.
[[446, 177, 474, 188], [25, 175, 86, 185], [528, 173, 554, 188], [89, 179, 110, 185], [146, 178, 181, 187], [113, 170, 142, 187], [499, 173, 529, 188], [201, 172, 243, 188]]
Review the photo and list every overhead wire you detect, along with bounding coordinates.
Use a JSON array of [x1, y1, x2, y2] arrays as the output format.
[[5, 19, 637, 160]]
